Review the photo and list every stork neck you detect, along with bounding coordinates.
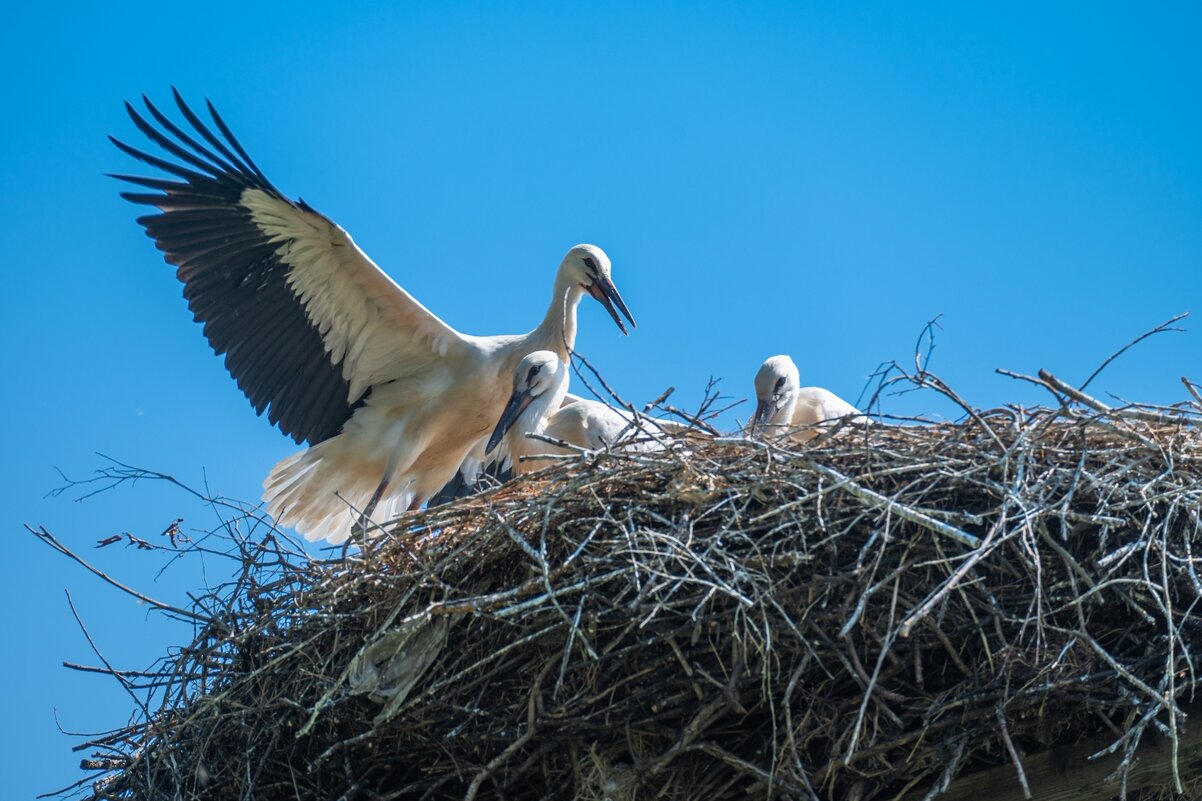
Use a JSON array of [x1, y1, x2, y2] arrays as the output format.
[[533, 273, 584, 362], [777, 392, 800, 428], [524, 382, 568, 437]]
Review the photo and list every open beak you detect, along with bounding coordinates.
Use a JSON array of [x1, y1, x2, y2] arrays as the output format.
[[587, 275, 636, 335], [486, 389, 534, 455]]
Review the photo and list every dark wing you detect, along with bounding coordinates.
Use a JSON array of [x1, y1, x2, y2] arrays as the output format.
[[112, 91, 467, 444]]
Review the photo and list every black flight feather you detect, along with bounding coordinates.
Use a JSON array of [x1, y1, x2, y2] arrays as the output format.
[[113, 93, 361, 445]]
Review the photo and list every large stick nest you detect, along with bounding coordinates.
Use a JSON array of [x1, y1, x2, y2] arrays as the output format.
[[49, 380, 1202, 801]]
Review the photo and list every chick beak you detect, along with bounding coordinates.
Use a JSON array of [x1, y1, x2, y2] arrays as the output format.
[[487, 388, 534, 455], [751, 398, 771, 434]]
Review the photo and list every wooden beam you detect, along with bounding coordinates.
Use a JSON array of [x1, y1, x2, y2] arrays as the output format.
[[900, 718, 1202, 801]]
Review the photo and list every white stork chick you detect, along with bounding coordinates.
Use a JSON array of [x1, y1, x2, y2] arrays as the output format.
[[749, 355, 867, 443], [486, 352, 647, 474], [112, 92, 636, 544]]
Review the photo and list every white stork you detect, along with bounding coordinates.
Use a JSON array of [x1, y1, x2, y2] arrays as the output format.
[[112, 91, 636, 543], [749, 355, 867, 443], [486, 351, 662, 473]]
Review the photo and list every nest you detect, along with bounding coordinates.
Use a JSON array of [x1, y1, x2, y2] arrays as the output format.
[[42, 372, 1202, 801]]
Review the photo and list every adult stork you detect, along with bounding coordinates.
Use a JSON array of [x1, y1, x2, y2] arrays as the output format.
[[748, 355, 867, 443], [111, 91, 636, 543]]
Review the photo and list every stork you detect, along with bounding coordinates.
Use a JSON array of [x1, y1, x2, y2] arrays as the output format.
[[749, 355, 867, 443], [111, 92, 636, 543], [486, 351, 659, 473]]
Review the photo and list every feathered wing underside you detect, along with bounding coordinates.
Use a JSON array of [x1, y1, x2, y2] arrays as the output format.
[[112, 90, 469, 444], [262, 438, 419, 545]]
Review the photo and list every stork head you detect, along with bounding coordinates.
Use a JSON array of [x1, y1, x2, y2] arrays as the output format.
[[487, 351, 568, 455], [750, 355, 801, 435], [561, 244, 636, 334]]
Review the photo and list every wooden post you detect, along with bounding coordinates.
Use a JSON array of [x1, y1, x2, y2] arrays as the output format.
[[901, 717, 1202, 801]]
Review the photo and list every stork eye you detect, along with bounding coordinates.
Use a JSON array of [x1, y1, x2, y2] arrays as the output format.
[[582, 256, 598, 275], [774, 377, 785, 392], [526, 365, 541, 385]]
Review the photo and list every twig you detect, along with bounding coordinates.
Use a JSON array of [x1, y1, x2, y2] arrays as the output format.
[[1079, 313, 1188, 391]]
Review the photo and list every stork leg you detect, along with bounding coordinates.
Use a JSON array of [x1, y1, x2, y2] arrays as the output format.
[[353, 474, 391, 539]]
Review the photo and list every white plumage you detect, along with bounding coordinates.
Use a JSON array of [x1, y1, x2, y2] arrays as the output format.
[[749, 355, 867, 443], [113, 93, 635, 543], [486, 351, 656, 474]]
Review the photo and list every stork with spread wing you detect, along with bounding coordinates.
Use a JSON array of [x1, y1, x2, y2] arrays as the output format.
[[112, 91, 635, 543]]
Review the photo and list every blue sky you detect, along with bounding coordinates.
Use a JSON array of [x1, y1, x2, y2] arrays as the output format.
[[2, 2, 1199, 796]]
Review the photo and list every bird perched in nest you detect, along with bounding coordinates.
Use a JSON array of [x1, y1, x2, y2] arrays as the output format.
[[748, 355, 867, 443], [111, 91, 636, 544], [486, 351, 667, 474]]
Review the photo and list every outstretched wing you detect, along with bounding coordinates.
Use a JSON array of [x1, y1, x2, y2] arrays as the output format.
[[112, 90, 468, 445]]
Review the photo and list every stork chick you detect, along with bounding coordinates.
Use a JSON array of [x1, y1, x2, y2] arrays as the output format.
[[749, 355, 867, 443], [486, 352, 648, 474]]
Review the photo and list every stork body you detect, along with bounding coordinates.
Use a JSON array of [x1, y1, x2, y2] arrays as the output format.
[[113, 92, 635, 543], [487, 352, 646, 474], [749, 355, 866, 443]]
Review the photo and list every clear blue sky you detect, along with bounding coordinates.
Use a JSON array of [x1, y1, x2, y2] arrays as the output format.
[[3, 1, 1199, 796]]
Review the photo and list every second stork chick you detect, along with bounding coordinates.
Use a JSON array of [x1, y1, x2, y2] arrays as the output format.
[[750, 354, 868, 443], [486, 351, 651, 474]]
